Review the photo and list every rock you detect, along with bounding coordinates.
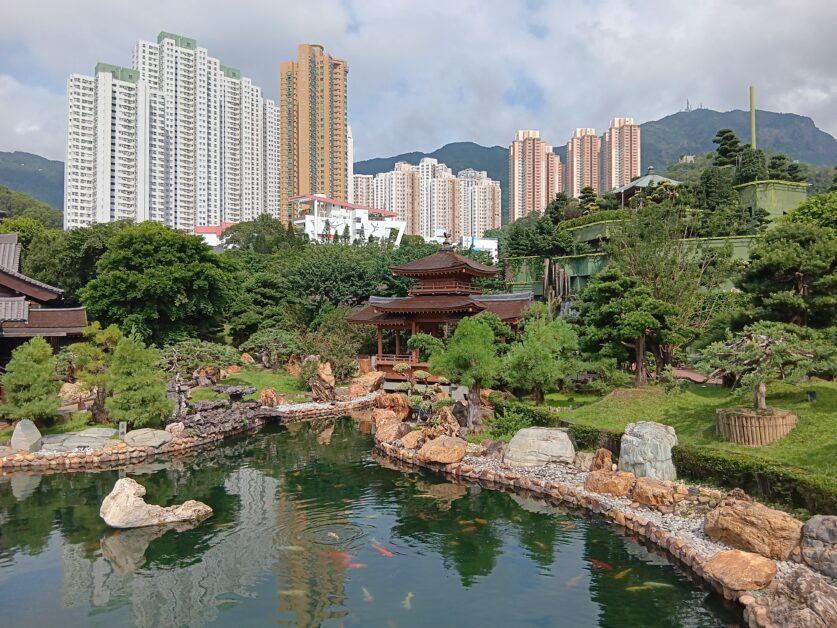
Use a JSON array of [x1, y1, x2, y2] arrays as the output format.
[[481, 440, 507, 461], [124, 428, 173, 449], [258, 387, 284, 407], [80, 427, 117, 438], [0, 445, 13, 458], [225, 365, 242, 375], [479, 388, 498, 407], [451, 401, 469, 427], [618, 421, 678, 481], [59, 382, 86, 404], [400, 429, 425, 450], [286, 358, 301, 377], [372, 408, 398, 425], [802, 515, 837, 578], [503, 427, 575, 467], [100, 478, 213, 529], [703, 550, 777, 591], [574, 451, 594, 471], [213, 385, 257, 401], [317, 361, 336, 387], [240, 352, 255, 364], [165, 422, 186, 438], [376, 393, 411, 421], [632, 476, 688, 509], [10, 419, 42, 452], [358, 357, 372, 374], [758, 567, 837, 628], [417, 436, 467, 464], [591, 448, 613, 471], [350, 371, 385, 395], [375, 418, 410, 445], [704, 492, 803, 560], [584, 470, 636, 497]]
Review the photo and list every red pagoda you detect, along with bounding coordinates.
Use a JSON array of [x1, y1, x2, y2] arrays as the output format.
[[347, 243, 532, 371]]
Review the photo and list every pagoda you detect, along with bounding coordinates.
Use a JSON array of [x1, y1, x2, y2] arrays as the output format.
[[347, 242, 532, 371]]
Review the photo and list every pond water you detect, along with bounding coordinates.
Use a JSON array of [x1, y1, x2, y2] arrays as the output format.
[[0, 417, 740, 627]]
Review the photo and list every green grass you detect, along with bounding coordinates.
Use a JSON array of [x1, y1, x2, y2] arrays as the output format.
[[192, 366, 311, 404], [541, 391, 599, 408], [562, 379, 837, 476]]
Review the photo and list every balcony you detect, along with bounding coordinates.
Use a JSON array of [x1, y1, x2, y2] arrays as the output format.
[[408, 280, 481, 295]]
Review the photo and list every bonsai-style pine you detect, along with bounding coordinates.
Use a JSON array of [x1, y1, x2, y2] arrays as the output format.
[[1, 337, 60, 421], [106, 336, 173, 428]]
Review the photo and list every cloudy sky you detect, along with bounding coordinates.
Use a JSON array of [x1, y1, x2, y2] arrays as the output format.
[[1, 0, 835, 162]]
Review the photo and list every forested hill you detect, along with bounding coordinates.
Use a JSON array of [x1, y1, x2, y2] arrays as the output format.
[[0, 151, 64, 210], [640, 108, 837, 169]]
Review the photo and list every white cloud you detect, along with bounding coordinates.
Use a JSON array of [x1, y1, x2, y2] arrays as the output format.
[[0, 0, 835, 161], [0, 75, 65, 159]]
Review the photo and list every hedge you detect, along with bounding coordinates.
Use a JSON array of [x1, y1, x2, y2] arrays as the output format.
[[673, 445, 837, 515], [557, 209, 631, 231]]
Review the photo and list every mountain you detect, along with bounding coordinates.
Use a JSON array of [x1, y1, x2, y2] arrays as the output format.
[[0, 151, 64, 210], [640, 108, 837, 170]]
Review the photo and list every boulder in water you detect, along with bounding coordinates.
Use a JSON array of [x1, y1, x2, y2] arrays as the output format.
[[100, 478, 212, 529]]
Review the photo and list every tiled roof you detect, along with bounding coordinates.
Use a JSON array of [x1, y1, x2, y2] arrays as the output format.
[[0, 307, 87, 336], [473, 292, 533, 321], [0, 297, 29, 322], [374, 295, 484, 314], [0, 233, 21, 272], [390, 250, 497, 277]]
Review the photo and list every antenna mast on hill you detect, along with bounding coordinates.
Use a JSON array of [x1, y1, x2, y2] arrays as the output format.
[[750, 85, 757, 149]]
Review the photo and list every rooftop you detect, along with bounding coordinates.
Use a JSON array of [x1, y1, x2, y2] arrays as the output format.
[[389, 249, 498, 277]]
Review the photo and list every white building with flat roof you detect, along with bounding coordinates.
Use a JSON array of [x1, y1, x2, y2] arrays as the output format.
[[291, 194, 405, 246]]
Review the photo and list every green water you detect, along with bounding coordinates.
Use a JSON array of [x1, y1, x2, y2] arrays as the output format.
[[0, 418, 740, 627]]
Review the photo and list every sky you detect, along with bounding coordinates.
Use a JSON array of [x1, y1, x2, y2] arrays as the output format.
[[1, 0, 835, 162]]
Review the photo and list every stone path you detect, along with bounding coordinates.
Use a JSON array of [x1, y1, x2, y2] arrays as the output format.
[[41, 427, 119, 453]]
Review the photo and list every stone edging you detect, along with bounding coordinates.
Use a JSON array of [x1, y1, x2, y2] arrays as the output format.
[[0, 393, 380, 476], [374, 440, 831, 628]]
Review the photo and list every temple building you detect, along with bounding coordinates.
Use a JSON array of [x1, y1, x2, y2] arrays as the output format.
[[0, 234, 87, 362], [347, 242, 532, 371]]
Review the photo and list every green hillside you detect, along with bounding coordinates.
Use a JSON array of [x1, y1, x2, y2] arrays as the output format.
[[0, 185, 63, 228], [0, 151, 64, 210]]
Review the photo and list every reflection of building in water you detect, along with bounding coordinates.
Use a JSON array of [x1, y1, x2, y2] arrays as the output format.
[[61, 468, 281, 626]]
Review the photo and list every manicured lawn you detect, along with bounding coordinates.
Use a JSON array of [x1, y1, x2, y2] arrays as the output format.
[[192, 366, 311, 403], [562, 379, 837, 476], [541, 391, 599, 408]]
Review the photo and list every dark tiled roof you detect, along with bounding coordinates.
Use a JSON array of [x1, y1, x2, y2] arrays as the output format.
[[473, 292, 533, 321], [375, 295, 485, 314], [0, 307, 88, 336], [390, 250, 497, 277], [0, 234, 21, 271], [345, 306, 406, 325]]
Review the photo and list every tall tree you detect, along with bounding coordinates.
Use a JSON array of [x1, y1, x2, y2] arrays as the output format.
[[785, 161, 807, 183], [767, 153, 791, 180], [544, 192, 579, 224], [106, 336, 173, 428], [1, 337, 60, 422], [81, 222, 233, 344], [0, 216, 48, 250], [578, 187, 598, 213], [222, 214, 306, 253], [576, 267, 674, 386], [733, 146, 769, 185], [697, 166, 736, 211], [785, 191, 837, 232], [712, 128, 742, 167], [429, 317, 501, 430], [70, 323, 122, 423], [739, 221, 837, 327]]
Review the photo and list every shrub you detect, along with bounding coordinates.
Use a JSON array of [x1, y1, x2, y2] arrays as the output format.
[[673, 445, 837, 515], [106, 336, 173, 428], [486, 407, 534, 439], [161, 339, 241, 377], [297, 358, 320, 389], [240, 327, 302, 370], [558, 209, 631, 231], [1, 337, 60, 421]]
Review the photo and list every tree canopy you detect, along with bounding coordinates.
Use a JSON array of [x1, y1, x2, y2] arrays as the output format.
[[1, 337, 60, 421]]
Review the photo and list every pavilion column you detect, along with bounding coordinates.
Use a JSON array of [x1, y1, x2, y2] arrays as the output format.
[[395, 330, 401, 355], [377, 327, 383, 356], [411, 321, 418, 362]]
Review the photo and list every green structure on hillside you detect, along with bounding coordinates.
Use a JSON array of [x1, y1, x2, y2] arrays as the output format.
[[735, 180, 808, 221]]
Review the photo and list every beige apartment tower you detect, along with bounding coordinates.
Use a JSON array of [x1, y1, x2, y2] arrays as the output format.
[[508, 130, 562, 223], [566, 128, 600, 198], [601, 117, 640, 193], [279, 44, 348, 222]]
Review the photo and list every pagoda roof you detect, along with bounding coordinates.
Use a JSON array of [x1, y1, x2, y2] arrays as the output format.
[[375, 295, 485, 314], [390, 249, 498, 278]]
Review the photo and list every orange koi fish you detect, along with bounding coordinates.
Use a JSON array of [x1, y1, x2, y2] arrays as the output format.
[[474, 517, 488, 525], [373, 545, 394, 558], [460, 526, 477, 533], [348, 563, 367, 569], [591, 559, 613, 571]]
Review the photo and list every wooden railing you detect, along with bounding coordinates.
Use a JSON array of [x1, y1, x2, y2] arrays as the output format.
[[409, 281, 481, 295], [376, 354, 419, 365]]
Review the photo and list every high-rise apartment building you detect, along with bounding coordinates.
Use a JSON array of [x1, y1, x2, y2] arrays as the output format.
[[600, 117, 640, 193], [279, 44, 349, 222], [372, 160, 500, 240], [353, 174, 374, 207], [566, 128, 600, 198], [508, 130, 562, 223], [346, 125, 354, 202], [65, 32, 280, 230]]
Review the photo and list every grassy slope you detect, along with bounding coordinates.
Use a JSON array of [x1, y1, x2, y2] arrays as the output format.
[[191, 366, 310, 403], [562, 380, 837, 476]]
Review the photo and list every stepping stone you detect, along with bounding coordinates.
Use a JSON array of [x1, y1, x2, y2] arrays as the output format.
[[80, 427, 118, 438], [62, 435, 110, 450], [124, 428, 172, 448]]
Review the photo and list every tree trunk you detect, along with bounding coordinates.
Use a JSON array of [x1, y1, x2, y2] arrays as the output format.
[[635, 334, 647, 387], [467, 383, 481, 432], [91, 388, 109, 424], [533, 387, 545, 405], [754, 382, 768, 413]]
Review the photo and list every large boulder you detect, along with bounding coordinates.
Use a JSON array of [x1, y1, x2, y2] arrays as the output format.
[[59, 382, 87, 404], [755, 568, 837, 628], [10, 419, 42, 452], [100, 478, 213, 529], [618, 421, 677, 481], [400, 429, 426, 450], [704, 492, 803, 560], [591, 448, 613, 471], [632, 476, 689, 510], [349, 371, 385, 396], [240, 352, 255, 364], [574, 452, 594, 471], [503, 427, 575, 467], [258, 387, 284, 407], [417, 436, 467, 464], [584, 470, 636, 497], [317, 361, 336, 387], [802, 515, 837, 578], [376, 393, 411, 421], [124, 428, 173, 449], [703, 550, 777, 591], [373, 410, 410, 445]]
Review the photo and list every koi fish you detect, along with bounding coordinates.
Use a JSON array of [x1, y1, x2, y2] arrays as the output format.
[[348, 563, 367, 569], [460, 526, 477, 533], [280, 589, 307, 596], [402, 592, 414, 609], [417, 512, 430, 521], [590, 559, 613, 571], [535, 541, 548, 551], [625, 585, 650, 592], [458, 519, 474, 525], [614, 568, 632, 580], [327, 531, 340, 541], [474, 517, 488, 525], [277, 545, 305, 552], [566, 574, 584, 587], [447, 540, 460, 546], [213, 522, 233, 529], [327, 550, 351, 566], [642, 581, 675, 589], [362, 587, 374, 603], [560, 522, 577, 529], [373, 545, 394, 558]]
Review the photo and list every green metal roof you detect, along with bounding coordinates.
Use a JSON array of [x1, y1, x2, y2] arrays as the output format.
[[611, 173, 680, 195], [95, 62, 140, 83]]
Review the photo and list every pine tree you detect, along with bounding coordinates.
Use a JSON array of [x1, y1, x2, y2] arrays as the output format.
[[733, 146, 769, 185], [1, 337, 60, 421], [713, 128, 742, 166], [105, 336, 173, 428]]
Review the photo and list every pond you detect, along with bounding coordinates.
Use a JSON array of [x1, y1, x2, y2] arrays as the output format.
[[0, 417, 740, 627]]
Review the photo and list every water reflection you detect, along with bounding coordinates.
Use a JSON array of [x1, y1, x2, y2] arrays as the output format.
[[0, 418, 740, 627]]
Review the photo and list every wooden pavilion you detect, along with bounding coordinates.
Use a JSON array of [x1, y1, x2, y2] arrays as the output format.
[[0, 233, 87, 364], [347, 242, 532, 371]]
